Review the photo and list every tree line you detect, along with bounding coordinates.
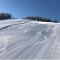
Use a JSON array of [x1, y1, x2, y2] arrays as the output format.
[[23, 16, 58, 23], [0, 12, 12, 20], [0, 12, 58, 23]]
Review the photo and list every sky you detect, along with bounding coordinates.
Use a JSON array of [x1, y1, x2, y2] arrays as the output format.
[[0, 0, 60, 21]]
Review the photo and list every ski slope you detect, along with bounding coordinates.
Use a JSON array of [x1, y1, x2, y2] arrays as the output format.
[[0, 19, 60, 60]]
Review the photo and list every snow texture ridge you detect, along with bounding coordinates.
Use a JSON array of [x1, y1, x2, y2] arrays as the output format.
[[0, 19, 60, 60]]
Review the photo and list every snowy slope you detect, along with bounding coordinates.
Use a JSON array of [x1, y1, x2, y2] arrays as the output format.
[[0, 19, 60, 60]]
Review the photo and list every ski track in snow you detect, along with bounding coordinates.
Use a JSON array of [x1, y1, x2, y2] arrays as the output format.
[[0, 19, 60, 60]]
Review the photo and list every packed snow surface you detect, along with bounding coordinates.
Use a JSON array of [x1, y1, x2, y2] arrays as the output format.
[[0, 19, 60, 60]]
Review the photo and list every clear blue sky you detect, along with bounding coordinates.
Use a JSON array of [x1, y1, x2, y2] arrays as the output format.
[[0, 0, 60, 21]]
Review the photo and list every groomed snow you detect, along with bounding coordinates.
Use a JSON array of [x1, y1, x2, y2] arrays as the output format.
[[0, 19, 60, 60]]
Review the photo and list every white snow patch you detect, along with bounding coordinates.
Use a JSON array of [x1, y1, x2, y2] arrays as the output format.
[[0, 19, 60, 60]]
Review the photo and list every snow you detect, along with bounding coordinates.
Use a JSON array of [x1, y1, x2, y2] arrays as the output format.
[[0, 19, 60, 60]]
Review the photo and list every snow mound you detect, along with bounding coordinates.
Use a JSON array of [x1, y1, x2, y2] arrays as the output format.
[[0, 19, 60, 60]]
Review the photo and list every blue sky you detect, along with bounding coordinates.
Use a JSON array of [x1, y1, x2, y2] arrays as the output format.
[[0, 0, 60, 21]]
